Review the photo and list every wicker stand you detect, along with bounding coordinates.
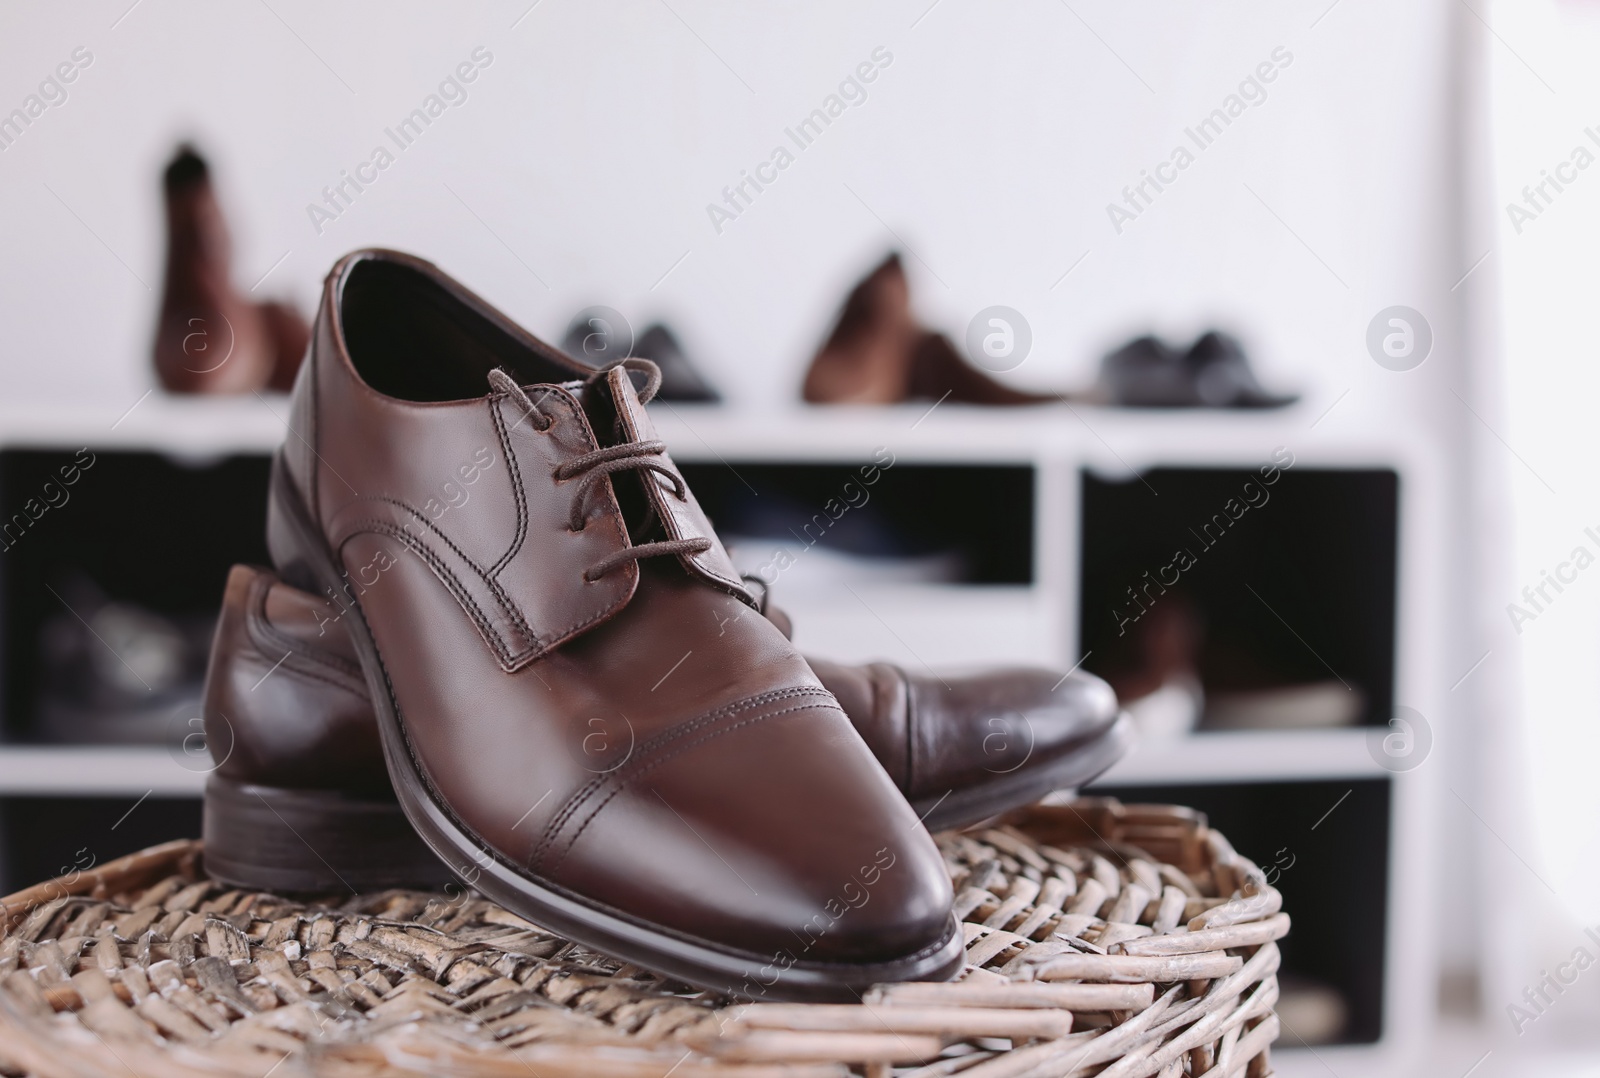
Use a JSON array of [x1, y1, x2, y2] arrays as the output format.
[[0, 798, 1285, 1077]]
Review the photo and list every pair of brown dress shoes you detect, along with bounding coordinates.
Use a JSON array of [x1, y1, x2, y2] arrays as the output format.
[[202, 249, 1130, 1000]]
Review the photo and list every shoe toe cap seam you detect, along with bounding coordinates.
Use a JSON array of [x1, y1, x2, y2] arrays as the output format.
[[540, 697, 847, 878], [532, 685, 834, 863]]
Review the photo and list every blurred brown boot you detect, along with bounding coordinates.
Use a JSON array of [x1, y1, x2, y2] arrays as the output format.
[[153, 145, 308, 393], [802, 253, 919, 403], [906, 331, 1055, 405], [803, 252, 1055, 406], [258, 299, 309, 391]]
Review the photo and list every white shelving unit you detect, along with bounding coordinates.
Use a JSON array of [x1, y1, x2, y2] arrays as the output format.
[[0, 746, 205, 797], [0, 394, 1441, 1075]]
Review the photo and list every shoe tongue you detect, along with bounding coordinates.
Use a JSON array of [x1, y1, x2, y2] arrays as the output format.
[[585, 366, 760, 609], [579, 369, 667, 543], [572, 368, 630, 450]]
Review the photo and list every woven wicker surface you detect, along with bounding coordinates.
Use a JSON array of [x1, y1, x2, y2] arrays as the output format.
[[0, 798, 1285, 1077]]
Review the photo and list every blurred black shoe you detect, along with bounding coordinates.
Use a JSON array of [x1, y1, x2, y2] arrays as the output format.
[[634, 323, 720, 403], [1097, 331, 1296, 408], [1095, 335, 1185, 407], [561, 310, 721, 402], [1182, 331, 1298, 408]]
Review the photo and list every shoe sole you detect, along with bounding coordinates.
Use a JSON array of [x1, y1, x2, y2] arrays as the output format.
[[203, 776, 454, 893], [914, 712, 1137, 832], [265, 452, 964, 1000]]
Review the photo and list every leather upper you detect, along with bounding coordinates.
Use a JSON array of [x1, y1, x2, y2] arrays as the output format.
[[805, 658, 1121, 800], [273, 250, 952, 963], [204, 564, 385, 793]]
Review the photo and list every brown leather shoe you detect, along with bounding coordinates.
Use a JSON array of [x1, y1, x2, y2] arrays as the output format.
[[261, 248, 960, 999], [153, 145, 310, 394], [202, 565, 1131, 891]]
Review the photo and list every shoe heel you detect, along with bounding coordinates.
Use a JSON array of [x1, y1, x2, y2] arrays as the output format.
[[203, 776, 452, 893]]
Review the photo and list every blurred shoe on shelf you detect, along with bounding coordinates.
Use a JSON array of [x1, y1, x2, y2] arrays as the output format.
[[1102, 598, 1205, 740], [1274, 973, 1350, 1045], [257, 299, 310, 392], [803, 252, 917, 404], [634, 323, 720, 402], [1181, 330, 1298, 408], [560, 305, 633, 368], [1092, 330, 1297, 409], [36, 572, 212, 744], [152, 144, 308, 394], [728, 540, 964, 588], [904, 330, 1055, 405], [1093, 335, 1185, 407], [802, 253, 1055, 406], [1202, 680, 1364, 731], [802, 253, 1297, 410], [561, 310, 721, 402]]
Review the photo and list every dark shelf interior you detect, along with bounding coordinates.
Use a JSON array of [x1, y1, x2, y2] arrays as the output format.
[[0, 794, 202, 895], [678, 460, 1035, 585], [1079, 465, 1398, 730], [0, 448, 273, 744]]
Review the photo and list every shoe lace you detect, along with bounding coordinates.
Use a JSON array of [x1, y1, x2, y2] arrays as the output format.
[[488, 359, 712, 582]]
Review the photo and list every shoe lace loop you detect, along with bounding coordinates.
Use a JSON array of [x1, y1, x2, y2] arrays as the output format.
[[489, 360, 711, 582]]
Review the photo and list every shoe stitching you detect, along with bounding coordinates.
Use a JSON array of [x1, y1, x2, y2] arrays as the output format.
[[479, 394, 554, 647], [488, 387, 640, 655], [622, 420, 749, 601], [532, 684, 834, 855], [531, 685, 834, 865], [543, 697, 847, 878], [892, 664, 917, 796], [343, 488, 635, 672], [531, 686, 834, 867], [484, 393, 529, 578], [339, 520, 522, 667], [347, 493, 546, 661]]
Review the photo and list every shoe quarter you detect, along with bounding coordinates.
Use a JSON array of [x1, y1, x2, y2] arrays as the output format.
[[324, 388, 638, 671]]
